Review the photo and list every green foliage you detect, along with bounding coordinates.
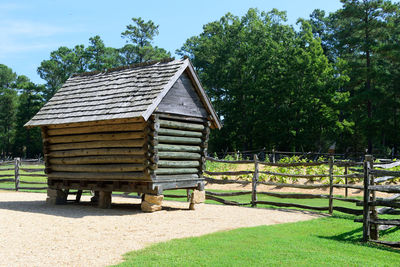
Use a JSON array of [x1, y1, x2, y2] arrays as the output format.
[[38, 17, 171, 100], [178, 8, 345, 153]]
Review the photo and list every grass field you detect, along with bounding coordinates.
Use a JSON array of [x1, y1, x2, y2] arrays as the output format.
[[114, 215, 400, 267]]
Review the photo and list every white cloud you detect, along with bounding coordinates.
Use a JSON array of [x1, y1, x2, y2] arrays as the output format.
[[0, 19, 83, 56]]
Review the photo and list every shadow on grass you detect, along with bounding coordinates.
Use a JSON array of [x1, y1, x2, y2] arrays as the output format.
[[317, 217, 400, 254]]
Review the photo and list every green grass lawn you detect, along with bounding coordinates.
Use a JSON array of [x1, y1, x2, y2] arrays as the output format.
[[113, 215, 400, 267]]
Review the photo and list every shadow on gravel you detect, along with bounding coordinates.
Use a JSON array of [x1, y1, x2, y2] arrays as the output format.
[[0, 198, 188, 218]]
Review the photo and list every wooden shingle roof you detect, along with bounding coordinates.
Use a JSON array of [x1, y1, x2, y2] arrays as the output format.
[[25, 58, 221, 129]]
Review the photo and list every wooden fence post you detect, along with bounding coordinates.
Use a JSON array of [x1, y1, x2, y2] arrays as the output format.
[[328, 156, 334, 214], [344, 166, 348, 198], [363, 154, 372, 242], [272, 149, 276, 163], [369, 156, 379, 240], [14, 157, 20, 191], [251, 154, 259, 207]]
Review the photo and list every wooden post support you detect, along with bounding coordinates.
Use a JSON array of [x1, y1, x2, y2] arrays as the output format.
[[369, 156, 379, 240], [363, 154, 372, 242], [328, 156, 334, 214], [344, 166, 348, 198], [98, 191, 112, 209], [251, 154, 259, 208], [14, 157, 20, 191]]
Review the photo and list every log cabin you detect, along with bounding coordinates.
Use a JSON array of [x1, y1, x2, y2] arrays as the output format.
[[25, 58, 221, 211]]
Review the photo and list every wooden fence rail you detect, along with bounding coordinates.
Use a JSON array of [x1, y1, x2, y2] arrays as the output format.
[[360, 155, 400, 247], [0, 158, 47, 191]]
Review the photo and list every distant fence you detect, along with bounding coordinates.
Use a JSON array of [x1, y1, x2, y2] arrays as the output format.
[[0, 158, 47, 191], [202, 155, 364, 216]]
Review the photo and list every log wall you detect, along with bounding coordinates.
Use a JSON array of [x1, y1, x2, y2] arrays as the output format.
[[151, 114, 208, 182], [43, 119, 150, 182]]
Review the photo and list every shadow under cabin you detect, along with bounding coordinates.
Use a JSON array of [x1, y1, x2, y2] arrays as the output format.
[[25, 58, 221, 212]]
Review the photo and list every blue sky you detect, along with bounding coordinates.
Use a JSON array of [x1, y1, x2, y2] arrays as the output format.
[[0, 0, 342, 84]]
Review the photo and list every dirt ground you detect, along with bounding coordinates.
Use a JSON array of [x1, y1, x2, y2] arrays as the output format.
[[0, 191, 321, 267]]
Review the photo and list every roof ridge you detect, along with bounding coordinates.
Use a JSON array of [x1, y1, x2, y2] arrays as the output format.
[[71, 57, 177, 78]]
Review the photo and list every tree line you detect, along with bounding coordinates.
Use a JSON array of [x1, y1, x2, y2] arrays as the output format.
[[1, 0, 399, 159]]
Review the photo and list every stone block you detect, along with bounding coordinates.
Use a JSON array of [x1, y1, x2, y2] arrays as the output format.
[[144, 194, 164, 205], [141, 201, 162, 212], [190, 190, 205, 204]]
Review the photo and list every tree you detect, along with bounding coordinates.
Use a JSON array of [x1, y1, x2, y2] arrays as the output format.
[[13, 80, 45, 158], [178, 9, 341, 153], [121, 17, 170, 62], [0, 64, 18, 158]]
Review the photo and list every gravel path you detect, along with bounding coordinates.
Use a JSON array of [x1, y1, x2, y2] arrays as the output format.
[[0, 192, 321, 267]]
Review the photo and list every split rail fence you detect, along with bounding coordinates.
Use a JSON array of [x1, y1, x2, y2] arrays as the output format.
[[0, 158, 47, 191], [355, 155, 400, 247], [202, 155, 365, 216]]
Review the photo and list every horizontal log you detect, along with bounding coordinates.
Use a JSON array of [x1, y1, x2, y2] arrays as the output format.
[[332, 206, 363, 215], [377, 207, 400, 215], [157, 113, 207, 124], [259, 170, 328, 179], [158, 151, 201, 160], [204, 170, 253, 176], [159, 119, 204, 131], [332, 197, 362, 203], [348, 168, 363, 173], [368, 185, 400, 193], [157, 135, 202, 145], [369, 240, 400, 248], [254, 201, 330, 211], [154, 174, 200, 180], [0, 175, 13, 178], [48, 171, 148, 180], [163, 194, 187, 198], [47, 122, 146, 136], [20, 168, 45, 173], [20, 174, 47, 177], [46, 117, 143, 129], [51, 164, 145, 172], [371, 169, 400, 178], [205, 190, 252, 196], [377, 194, 400, 201], [49, 155, 144, 165], [155, 168, 199, 175], [369, 219, 400, 226], [46, 132, 144, 144], [49, 139, 144, 151], [158, 160, 200, 168], [257, 191, 329, 199], [48, 147, 145, 157], [0, 187, 15, 190], [368, 200, 400, 209], [205, 194, 250, 206], [158, 128, 203, 138], [374, 176, 396, 184], [0, 161, 13, 165], [156, 144, 200, 152], [204, 177, 251, 185], [374, 161, 400, 169], [20, 181, 47, 185], [332, 184, 364, 190], [258, 181, 330, 189], [0, 178, 14, 183], [206, 157, 254, 164], [18, 187, 48, 190], [0, 168, 13, 171], [259, 161, 328, 167]]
